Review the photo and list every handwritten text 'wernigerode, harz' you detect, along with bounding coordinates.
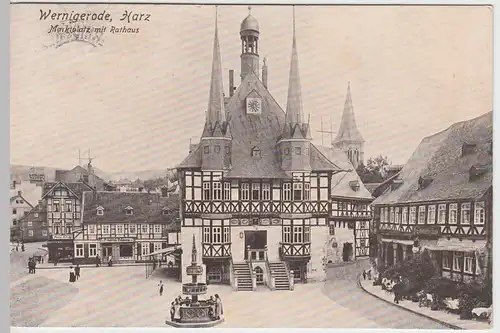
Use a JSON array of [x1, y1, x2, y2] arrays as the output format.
[[40, 9, 150, 35]]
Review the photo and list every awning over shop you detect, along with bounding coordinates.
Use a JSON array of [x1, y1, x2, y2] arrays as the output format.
[[422, 238, 487, 252], [381, 238, 414, 246], [143, 245, 181, 257]]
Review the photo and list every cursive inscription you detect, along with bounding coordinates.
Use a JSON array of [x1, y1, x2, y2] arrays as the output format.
[[120, 10, 151, 23]]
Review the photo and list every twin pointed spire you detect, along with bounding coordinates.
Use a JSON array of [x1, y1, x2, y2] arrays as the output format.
[[333, 82, 365, 143], [206, 6, 226, 126], [285, 6, 304, 126]]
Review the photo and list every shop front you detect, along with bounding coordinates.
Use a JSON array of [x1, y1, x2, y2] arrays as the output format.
[[47, 236, 74, 263], [100, 237, 136, 263]]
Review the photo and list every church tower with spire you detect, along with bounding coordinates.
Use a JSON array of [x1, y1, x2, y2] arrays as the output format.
[[200, 8, 232, 171], [278, 8, 312, 173], [240, 6, 260, 82], [332, 83, 365, 169]]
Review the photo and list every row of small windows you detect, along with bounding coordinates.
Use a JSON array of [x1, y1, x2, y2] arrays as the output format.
[[283, 225, 310, 243], [380, 202, 485, 225], [442, 251, 480, 275], [202, 182, 311, 201], [87, 224, 165, 234], [25, 229, 48, 237], [203, 226, 230, 244], [51, 200, 78, 213], [282, 147, 310, 156], [96, 207, 169, 216], [203, 145, 231, 154]]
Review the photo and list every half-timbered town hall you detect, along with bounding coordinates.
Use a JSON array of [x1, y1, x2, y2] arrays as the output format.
[[177, 9, 352, 289]]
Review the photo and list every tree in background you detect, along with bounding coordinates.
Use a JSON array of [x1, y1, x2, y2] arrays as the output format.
[[356, 154, 392, 183]]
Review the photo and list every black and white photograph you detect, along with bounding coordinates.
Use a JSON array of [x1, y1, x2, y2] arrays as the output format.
[[9, 2, 493, 329]]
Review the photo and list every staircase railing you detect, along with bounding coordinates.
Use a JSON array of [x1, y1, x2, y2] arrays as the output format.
[[263, 246, 275, 290], [229, 256, 235, 290], [284, 260, 293, 288]]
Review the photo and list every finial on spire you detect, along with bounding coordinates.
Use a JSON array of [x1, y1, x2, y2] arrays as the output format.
[[263, 57, 267, 66], [215, 5, 218, 28], [248, 5, 252, 14], [293, 5, 296, 36], [308, 113, 311, 124]]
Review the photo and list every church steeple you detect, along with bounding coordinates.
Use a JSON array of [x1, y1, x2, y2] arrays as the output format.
[[284, 7, 304, 126], [278, 6, 311, 173], [205, 6, 226, 128], [333, 82, 365, 169], [200, 7, 232, 171]]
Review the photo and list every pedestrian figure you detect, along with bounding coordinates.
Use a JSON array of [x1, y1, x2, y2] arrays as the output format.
[[393, 281, 401, 304], [173, 300, 181, 322], [158, 280, 164, 296], [16, 245, 18, 252], [169, 302, 175, 322], [28, 258, 33, 274], [21, 244, 25, 252], [69, 266, 76, 283], [75, 264, 81, 280], [108, 255, 112, 267], [32, 260, 36, 274], [96, 254, 100, 267], [367, 269, 372, 280], [362, 270, 367, 280], [215, 294, 223, 320]]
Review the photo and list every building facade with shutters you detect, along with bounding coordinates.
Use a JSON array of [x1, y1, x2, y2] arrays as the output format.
[[177, 9, 350, 288], [77, 191, 180, 265], [372, 112, 492, 284]]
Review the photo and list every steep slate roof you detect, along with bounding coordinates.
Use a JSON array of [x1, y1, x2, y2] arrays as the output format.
[[82, 191, 179, 224], [55, 165, 114, 191], [19, 203, 47, 223], [178, 71, 341, 178], [365, 183, 382, 195], [333, 83, 365, 144], [10, 193, 34, 207], [42, 181, 94, 200], [373, 111, 492, 205], [317, 146, 373, 200]]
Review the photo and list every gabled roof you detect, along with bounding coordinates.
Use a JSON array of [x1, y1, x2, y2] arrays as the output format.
[[317, 146, 373, 200], [373, 111, 492, 205], [333, 83, 365, 144], [19, 204, 46, 223], [82, 192, 179, 224], [55, 165, 114, 191], [10, 193, 34, 208], [42, 181, 94, 200]]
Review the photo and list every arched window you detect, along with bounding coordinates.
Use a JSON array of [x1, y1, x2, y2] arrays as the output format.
[[251, 146, 261, 158], [254, 266, 264, 283]]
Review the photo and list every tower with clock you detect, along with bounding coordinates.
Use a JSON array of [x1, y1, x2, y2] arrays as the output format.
[[177, 7, 350, 288]]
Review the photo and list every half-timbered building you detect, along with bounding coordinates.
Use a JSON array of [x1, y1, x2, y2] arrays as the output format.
[[317, 146, 373, 263], [78, 191, 180, 264], [42, 181, 93, 262], [177, 10, 348, 288], [372, 111, 492, 284]]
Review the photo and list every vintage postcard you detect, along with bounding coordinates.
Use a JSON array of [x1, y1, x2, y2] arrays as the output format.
[[10, 2, 493, 329]]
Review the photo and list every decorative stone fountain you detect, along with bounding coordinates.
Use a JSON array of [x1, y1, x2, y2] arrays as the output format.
[[165, 235, 224, 328]]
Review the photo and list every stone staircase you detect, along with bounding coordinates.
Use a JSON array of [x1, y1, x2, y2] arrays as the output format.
[[268, 261, 291, 291], [233, 262, 253, 291]]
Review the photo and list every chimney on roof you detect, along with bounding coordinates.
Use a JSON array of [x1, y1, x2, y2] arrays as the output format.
[[38, 200, 42, 206], [17, 190, 22, 196]]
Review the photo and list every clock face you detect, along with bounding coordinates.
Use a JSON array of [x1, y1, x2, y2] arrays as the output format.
[[247, 97, 261, 114]]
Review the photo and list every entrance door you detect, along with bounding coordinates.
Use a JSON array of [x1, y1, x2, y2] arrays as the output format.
[[342, 243, 353, 262], [244, 231, 267, 260], [102, 244, 112, 260]]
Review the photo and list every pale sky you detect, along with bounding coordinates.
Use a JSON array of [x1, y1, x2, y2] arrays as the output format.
[[10, 4, 492, 172]]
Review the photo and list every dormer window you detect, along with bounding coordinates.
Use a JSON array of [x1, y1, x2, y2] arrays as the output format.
[[34, 212, 39, 218], [125, 206, 134, 216], [251, 146, 261, 158], [391, 179, 403, 191], [349, 180, 360, 191], [284, 148, 290, 155], [97, 206, 104, 216], [462, 142, 476, 156], [162, 208, 169, 216], [295, 147, 302, 155], [418, 176, 433, 190], [469, 165, 489, 181]]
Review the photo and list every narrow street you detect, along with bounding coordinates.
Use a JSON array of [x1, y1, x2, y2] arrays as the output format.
[[10, 242, 47, 284], [323, 259, 449, 329]]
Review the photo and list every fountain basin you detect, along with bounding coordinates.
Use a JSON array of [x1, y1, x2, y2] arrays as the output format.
[[182, 283, 208, 295], [165, 304, 225, 328]]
